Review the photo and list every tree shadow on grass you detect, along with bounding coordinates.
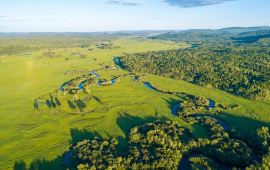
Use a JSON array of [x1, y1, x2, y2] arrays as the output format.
[[191, 123, 210, 138], [216, 112, 270, 143], [13, 154, 64, 170], [13, 156, 63, 170], [13, 156, 64, 170], [92, 96, 102, 104], [116, 112, 167, 136], [74, 99, 87, 112], [28, 157, 62, 170], [163, 97, 180, 108], [162, 97, 183, 115], [13, 129, 104, 170], [67, 100, 76, 110], [69, 128, 102, 144], [13, 160, 26, 170], [55, 97, 61, 106]]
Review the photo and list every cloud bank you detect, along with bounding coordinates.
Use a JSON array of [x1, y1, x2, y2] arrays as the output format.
[[164, 0, 235, 7], [107, 0, 141, 6], [106, 0, 236, 7]]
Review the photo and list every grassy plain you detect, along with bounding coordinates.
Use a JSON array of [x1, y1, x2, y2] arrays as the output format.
[[0, 38, 189, 169]]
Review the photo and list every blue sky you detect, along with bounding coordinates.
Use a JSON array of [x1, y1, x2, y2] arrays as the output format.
[[0, 0, 269, 32]]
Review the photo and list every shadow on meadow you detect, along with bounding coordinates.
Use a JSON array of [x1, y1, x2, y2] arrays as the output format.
[[92, 96, 103, 104], [162, 97, 181, 109], [13, 129, 104, 170], [117, 112, 174, 133], [216, 112, 270, 142], [116, 112, 168, 150], [69, 128, 102, 144], [13, 160, 26, 170], [116, 112, 161, 134], [13, 157, 62, 170]]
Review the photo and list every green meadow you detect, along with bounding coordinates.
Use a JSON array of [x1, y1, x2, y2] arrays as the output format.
[[0, 37, 269, 169], [0, 38, 187, 169]]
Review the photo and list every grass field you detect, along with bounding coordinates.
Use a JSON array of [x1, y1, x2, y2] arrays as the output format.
[[0, 37, 269, 169], [0, 38, 190, 169]]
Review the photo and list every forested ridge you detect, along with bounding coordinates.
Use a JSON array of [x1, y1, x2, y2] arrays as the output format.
[[151, 27, 270, 46], [120, 47, 270, 101]]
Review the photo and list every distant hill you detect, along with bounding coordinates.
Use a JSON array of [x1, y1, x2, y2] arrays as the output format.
[[218, 26, 270, 34], [150, 26, 270, 45]]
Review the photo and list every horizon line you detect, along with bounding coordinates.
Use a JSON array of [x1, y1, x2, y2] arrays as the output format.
[[0, 26, 269, 34]]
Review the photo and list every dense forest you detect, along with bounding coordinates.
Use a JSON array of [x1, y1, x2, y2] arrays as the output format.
[[120, 47, 270, 101], [68, 120, 270, 170]]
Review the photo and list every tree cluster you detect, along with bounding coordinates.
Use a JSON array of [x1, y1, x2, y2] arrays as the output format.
[[69, 121, 269, 170]]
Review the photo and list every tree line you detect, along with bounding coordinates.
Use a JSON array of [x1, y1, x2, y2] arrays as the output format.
[[120, 47, 270, 101]]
